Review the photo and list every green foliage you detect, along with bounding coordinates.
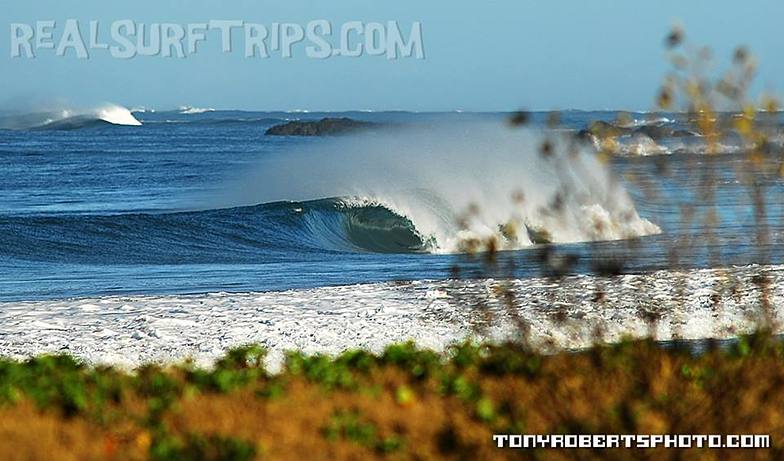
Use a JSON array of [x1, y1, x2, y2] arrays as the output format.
[[151, 431, 256, 461], [475, 397, 496, 422], [322, 410, 404, 454], [136, 364, 182, 422], [395, 384, 415, 405], [214, 345, 267, 371], [334, 349, 377, 372], [447, 341, 482, 369], [0, 354, 127, 418], [381, 341, 441, 379], [478, 344, 541, 377], [284, 352, 358, 389], [187, 345, 268, 394], [255, 379, 286, 399], [440, 374, 480, 401]]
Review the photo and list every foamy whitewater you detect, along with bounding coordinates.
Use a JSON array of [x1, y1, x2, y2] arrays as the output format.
[[0, 265, 781, 370], [179, 106, 216, 115], [1, 109, 783, 367]]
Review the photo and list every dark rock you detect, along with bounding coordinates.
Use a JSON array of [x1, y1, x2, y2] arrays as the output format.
[[635, 125, 674, 139], [586, 120, 631, 138], [582, 120, 697, 141], [265, 117, 377, 136], [671, 129, 698, 137]]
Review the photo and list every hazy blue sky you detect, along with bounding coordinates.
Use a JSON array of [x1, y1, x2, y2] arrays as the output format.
[[1, 0, 782, 111]]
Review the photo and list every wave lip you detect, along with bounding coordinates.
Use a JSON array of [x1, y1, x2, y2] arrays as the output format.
[[95, 105, 142, 126]]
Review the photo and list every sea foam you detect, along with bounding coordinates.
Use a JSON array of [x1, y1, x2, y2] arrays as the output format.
[[0, 264, 780, 370]]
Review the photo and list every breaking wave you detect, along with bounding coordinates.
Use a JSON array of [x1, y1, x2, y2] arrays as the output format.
[[179, 106, 216, 115], [212, 123, 661, 253], [0, 199, 434, 264], [0, 119, 662, 257], [0, 104, 141, 130]]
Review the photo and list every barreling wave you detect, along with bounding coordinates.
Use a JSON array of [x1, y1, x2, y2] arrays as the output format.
[[0, 104, 141, 130], [0, 192, 658, 265], [298, 199, 432, 253], [0, 121, 662, 261], [213, 123, 661, 253]]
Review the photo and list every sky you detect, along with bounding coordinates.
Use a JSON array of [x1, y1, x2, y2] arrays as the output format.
[[1, 0, 782, 112]]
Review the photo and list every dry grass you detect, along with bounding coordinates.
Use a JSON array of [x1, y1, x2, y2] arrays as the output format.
[[0, 338, 781, 460]]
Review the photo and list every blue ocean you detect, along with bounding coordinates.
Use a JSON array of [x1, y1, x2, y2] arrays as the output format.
[[1, 107, 782, 302]]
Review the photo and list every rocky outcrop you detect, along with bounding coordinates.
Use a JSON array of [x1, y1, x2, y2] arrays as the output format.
[[265, 117, 378, 136], [577, 120, 694, 141]]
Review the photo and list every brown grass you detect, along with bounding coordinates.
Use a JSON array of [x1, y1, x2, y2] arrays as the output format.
[[0, 339, 782, 460]]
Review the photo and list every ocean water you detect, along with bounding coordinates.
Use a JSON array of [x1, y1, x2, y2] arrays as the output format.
[[1, 107, 783, 303]]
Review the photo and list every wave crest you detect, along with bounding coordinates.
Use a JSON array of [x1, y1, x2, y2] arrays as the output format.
[[0, 103, 141, 130], [212, 123, 661, 253], [179, 106, 215, 115]]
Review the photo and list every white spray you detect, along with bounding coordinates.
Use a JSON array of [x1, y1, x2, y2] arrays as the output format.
[[216, 121, 660, 253]]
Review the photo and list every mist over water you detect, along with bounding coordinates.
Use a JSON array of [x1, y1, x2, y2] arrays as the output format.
[[215, 123, 660, 252]]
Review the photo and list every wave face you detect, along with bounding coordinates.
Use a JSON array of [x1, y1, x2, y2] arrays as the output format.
[[0, 104, 141, 130], [300, 199, 431, 253], [213, 124, 660, 253]]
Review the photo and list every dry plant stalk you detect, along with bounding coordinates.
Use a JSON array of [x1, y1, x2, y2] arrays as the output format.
[[453, 27, 783, 348]]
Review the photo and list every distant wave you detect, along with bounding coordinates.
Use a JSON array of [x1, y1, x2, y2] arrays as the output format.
[[0, 104, 142, 130], [143, 117, 285, 126], [179, 106, 215, 115], [616, 116, 673, 129]]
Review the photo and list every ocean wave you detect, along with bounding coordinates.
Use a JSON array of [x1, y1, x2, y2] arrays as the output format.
[[214, 124, 661, 253], [607, 136, 753, 156], [179, 106, 215, 115], [0, 199, 430, 263], [300, 198, 432, 253], [616, 116, 673, 128], [142, 117, 285, 126], [0, 188, 660, 265], [0, 104, 142, 130], [0, 122, 662, 259]]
